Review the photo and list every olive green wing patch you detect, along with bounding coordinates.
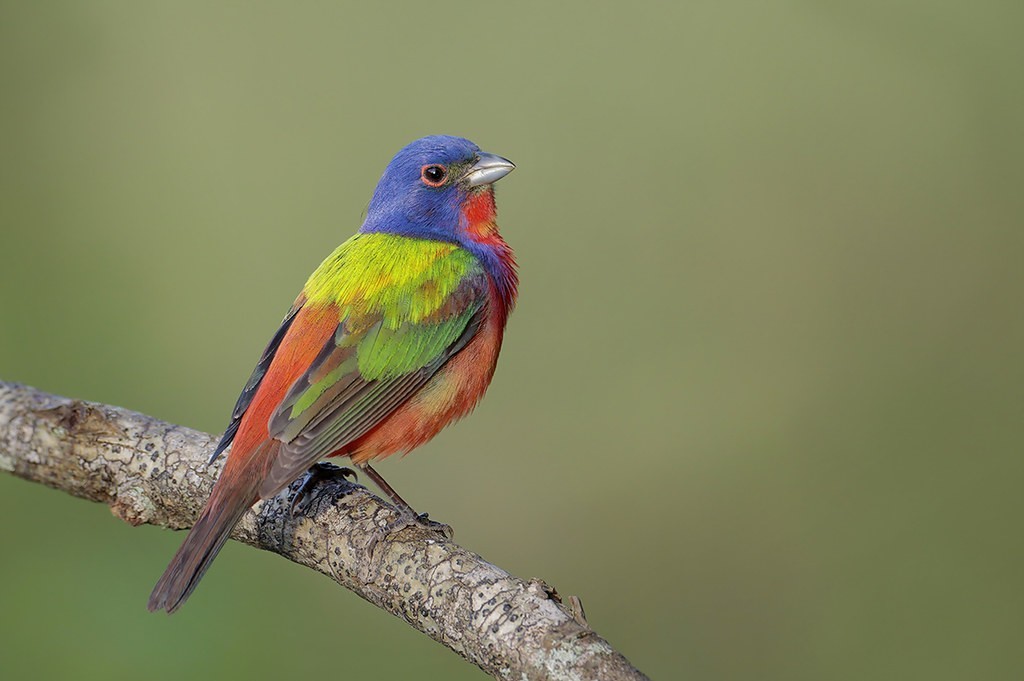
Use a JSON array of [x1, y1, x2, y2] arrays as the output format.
[[258, 279, 486, 499]]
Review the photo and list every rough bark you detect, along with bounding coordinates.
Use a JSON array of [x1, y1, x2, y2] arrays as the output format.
[[0, 381, 648, 681]]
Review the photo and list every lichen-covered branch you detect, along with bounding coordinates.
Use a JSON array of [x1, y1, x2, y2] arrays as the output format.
[[0, 381, 648, 681]]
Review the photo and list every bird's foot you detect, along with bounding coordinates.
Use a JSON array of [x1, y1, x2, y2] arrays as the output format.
[[355, 463, 453, 540], [382, 508, 455, 541], [289, 462, 358, 516], [364, 508, 454, 559]]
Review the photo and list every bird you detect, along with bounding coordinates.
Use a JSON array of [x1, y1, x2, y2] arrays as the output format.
[[148, 135, 517, 613]]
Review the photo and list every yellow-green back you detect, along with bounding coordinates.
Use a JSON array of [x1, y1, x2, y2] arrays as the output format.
[[303, 233, 482, 330]]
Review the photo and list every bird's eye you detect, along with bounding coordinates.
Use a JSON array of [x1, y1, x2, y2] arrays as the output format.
[[420, 164, 448, 187]]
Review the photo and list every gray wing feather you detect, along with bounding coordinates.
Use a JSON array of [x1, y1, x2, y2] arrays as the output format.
[[256, 305, 484, 500]]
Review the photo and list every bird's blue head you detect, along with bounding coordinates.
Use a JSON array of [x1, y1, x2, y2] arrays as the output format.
[[361, 135, 515, 247]]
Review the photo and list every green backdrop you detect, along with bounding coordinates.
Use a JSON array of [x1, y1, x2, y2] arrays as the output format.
[[1, 2, 1021, 679]]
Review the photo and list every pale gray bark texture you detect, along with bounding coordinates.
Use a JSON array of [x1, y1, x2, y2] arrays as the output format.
[[0, 381, 649, 681]]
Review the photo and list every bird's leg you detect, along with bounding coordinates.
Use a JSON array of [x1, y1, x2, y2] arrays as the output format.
[[359, 463, 419, 517], [289, 461, 358, 516], [359, 463, 454, 540]]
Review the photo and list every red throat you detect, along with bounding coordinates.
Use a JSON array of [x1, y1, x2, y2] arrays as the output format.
[[460, 188, 518, 322], [461, 189, 499, 243]]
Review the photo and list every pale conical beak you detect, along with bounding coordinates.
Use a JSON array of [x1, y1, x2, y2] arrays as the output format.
[[465, 152, 515, 187]]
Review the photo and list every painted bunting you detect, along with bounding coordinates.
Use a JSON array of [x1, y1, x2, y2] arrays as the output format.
[[148, 136, 517, 613]]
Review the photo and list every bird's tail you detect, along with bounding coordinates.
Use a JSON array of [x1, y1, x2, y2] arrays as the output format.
[[147, 445, 274, 613]]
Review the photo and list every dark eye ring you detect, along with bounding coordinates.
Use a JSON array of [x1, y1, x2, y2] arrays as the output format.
[[420, 164, 448, 187]]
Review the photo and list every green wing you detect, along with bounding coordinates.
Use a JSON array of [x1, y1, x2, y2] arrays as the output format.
[[257, 274, 487, 499]]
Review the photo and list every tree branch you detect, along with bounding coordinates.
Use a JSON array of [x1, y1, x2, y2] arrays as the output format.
[[0, 381, 648, 681]]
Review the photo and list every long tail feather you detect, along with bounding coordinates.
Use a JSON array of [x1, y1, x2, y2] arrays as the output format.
[[148, 444, 275, 613]]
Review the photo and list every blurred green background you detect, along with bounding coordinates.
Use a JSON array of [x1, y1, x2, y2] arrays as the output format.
[[1, 2, 1022, 679]]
